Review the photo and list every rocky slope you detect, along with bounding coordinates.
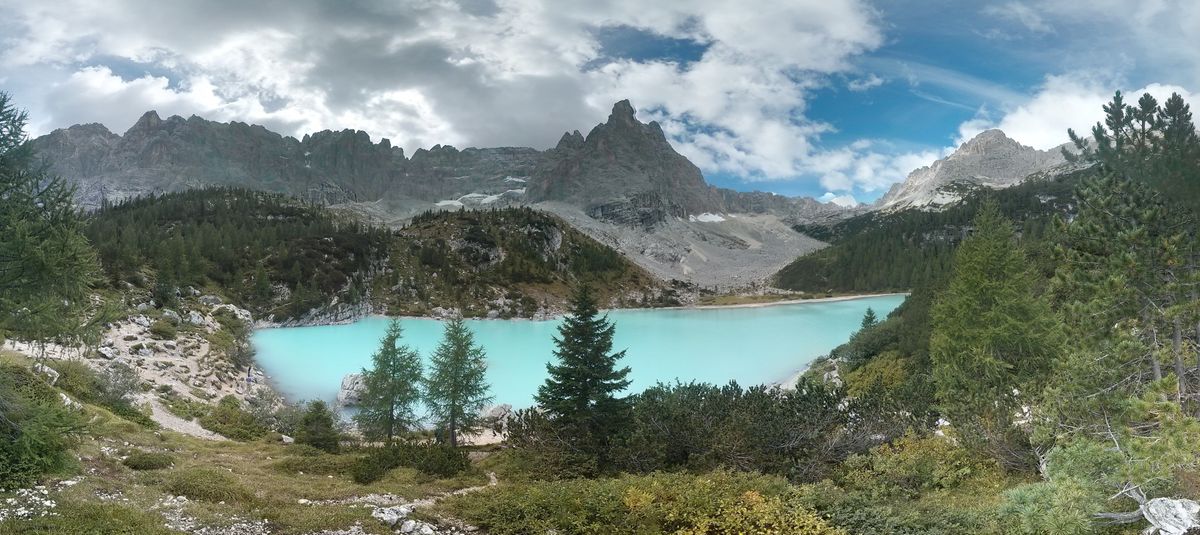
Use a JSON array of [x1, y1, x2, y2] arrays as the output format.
[[875, 129, 1074, 211]]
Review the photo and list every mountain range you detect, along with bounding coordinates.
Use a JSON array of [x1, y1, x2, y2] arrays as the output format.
[[30, 100, 1078, 287]]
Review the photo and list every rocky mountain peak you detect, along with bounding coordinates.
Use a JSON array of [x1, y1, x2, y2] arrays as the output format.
[[876, 129, 1069, 211], [556, 130, 585, 150], [526, 100, 722, 226], [126, 110, 164, 134], [956, 129, 1022, 155], [608, 99, 637, 125]]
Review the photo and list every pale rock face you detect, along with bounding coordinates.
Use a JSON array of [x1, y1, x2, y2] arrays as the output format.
[[337, 373, 366, 407], [1144, 497, 1200, 535], [877, 129, 1072, 211]]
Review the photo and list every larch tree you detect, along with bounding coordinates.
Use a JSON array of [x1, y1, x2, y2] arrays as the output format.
[[535, 284, 631, 473], [930, 200, 1063, 469], [0, 91, 101, 345], [354, 318, 423, 443], [425, 317, 493, 447]]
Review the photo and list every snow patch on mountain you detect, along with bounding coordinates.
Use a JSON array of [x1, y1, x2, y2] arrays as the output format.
[[688, 213, 727, 223]]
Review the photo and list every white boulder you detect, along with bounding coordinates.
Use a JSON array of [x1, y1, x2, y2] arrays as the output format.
[[371, 505, 413, 527], [337, 373, 366, 407], [1144, 497, 1200, 535]]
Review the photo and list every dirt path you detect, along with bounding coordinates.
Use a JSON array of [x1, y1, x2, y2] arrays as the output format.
[[143, 396, 227, 441], [410, 471, 498, 509]]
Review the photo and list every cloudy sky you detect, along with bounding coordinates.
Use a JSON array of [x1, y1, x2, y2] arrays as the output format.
[[0, 0, 1196, 203]]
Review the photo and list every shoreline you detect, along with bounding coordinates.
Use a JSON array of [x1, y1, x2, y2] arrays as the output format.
[[655, 292, 908, 312], [253, 292, 911, 329]]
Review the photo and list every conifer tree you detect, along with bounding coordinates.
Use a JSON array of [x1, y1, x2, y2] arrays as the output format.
[[297, 400, 340, 453], [425, 317, 493, 447], [0, 91, 100, 343], [930, 200, 1063, 468], [354, 318, 423, 443], [1055, 91, 1194, 400], [535, 285, 631, 472], [860, 307, 878, 330]]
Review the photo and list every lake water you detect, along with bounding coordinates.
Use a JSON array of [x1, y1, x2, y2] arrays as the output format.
[[252, 295, 905, 410]]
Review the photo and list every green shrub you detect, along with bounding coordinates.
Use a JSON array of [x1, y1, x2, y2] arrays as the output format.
[[793, 480, 1000, 535], [148, 320, 177, 340], [271, 453, 357, 475], [998, 479, 1104, 535], [838, 433, 996, 499], [198, 395, 266, 441], [3, 500, 176, 534], [351, 443, 470, 484], [0, 363, 86, 488], [161, 393, 210, 420], [165, 468, 253, 502], [286, 443, 327, 457], [446, 470, 843, 535], [295, 400, 340, 453], [48, 359, 102, 400], [123, 451, 174, 470], [47, 359, 157, 428]]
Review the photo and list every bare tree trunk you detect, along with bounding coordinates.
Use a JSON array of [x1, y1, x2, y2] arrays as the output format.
[[1145, 305, 1164, 381], [1175, 317, 1185, 403]]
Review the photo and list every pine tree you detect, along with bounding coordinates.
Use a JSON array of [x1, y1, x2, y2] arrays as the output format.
[[0, 91, 100, 343], [535, 285, 632, 472], [425, 317, 493, 447], [1054, 91, 1193, 400], [354, 319, 423, 443], [860, 307, 878, 330], [297, 400, 340, 453], [930, 200, 1063, 468]]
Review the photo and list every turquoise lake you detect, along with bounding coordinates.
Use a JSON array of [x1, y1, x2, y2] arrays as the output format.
[[252, 295, 905, 410]]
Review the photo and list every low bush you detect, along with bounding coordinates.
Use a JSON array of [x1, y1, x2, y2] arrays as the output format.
[[446, 470, 844, 535], [286, 444, 327, 457], [161, 392, 210, 421], [3, 500, 176, 534], [0, 363, 86, 488], [271, 453, 358, 475], [148, 320, 177, 340], [48, 359, 156, 428], [295, 400, 340, 453], [793, 480, 1000, 535], [837, 432, 997, 499], [198, 395, 266, 441], [165, 468, 253, 503], [122, 451, 174, 470], [351, 443, 470, 484]]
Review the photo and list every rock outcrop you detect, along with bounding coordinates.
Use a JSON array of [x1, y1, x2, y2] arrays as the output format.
[[337, 373, 366, 407], [526, 100, 723, 227], [876, 129, 1074, 211]]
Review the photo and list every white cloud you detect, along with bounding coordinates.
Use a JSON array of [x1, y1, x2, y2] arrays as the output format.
[[848, 74, 884, 92], [0, 0, 886, 192], [956, 73, 1196, 150], [983, 2, 1054, 34], [820, 192, 859, 207]]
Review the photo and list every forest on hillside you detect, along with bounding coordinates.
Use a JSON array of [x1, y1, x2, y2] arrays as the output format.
[[774, 169, 1087, 293], [82, 189, 668, 321]]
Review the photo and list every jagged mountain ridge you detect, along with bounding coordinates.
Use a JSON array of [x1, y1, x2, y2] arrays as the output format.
[[875, 129, 1075, 211], [32, 110, 543, 210], [30, 100, 844, 226]]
